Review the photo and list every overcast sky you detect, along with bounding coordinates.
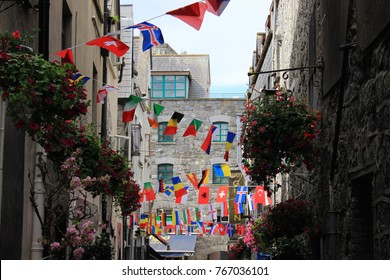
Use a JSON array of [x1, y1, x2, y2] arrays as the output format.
[[119, 0, 272, 96]]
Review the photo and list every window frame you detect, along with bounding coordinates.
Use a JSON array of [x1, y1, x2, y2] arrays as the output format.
[[158, 122, 174, 143], [212, 164, 229, 184], [151, 75, 188, 99], [157, 163, 174, 183], [212, 122, 229, 142]]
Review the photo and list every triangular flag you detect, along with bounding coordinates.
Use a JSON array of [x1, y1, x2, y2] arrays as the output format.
[[164, 111, 184, 135], [201, 125, 216, 154], [206, 0, 230, 16], [127, 22, 164, 51], [186, 173, 199, 190], [224, 131, 236, 161], [86, 35, 129, 57], [148, 103, 165, 128], [183, 118, 203, 137], [166, 2, 207, 31], [55, 48, 74, 65], [122, 95, 142, 122], [96, 85, 118, 104]]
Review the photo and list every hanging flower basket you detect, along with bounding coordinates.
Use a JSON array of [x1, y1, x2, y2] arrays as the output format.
[[0, 30, 141, 216], [240, 90, 321, 185]]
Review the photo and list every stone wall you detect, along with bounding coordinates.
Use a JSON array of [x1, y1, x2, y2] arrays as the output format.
[[150, 98, 245, 259], [285, 0, 390, 259]]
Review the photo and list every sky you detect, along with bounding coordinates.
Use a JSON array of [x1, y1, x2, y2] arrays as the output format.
[[119, 0, 272, 97]]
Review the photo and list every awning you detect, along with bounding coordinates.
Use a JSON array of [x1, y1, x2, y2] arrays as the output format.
[[149, 235, 197, 258]]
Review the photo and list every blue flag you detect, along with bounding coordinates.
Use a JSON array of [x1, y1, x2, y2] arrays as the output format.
[[127, 22, 164, 51]]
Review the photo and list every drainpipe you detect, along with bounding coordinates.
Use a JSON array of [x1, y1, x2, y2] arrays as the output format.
[[0, 99, 5, 227], [30, 147, 45, 259], [31, 0, 50, 260]]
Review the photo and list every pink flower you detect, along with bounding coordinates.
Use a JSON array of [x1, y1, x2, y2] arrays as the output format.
[[70, 176, 82, 189], [50, 242, 60, 252], [259, 126, 266, 133], [73, 247, 85, 260]]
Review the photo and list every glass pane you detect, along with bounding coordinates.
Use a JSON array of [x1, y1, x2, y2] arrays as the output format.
[[153, 76, 163, 81], [165, 90, 175, 97], [175, 90, 185, 97], [153, 90, 163, 98], [165, 76, 175, 82], [176, 83, 185, 90], [176, 76, 185, 82], [165, 83, 175, 90]]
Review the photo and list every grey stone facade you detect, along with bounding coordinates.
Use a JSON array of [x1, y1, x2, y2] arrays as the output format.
[[152, 55, 211, 99], [254, 0, 390, 259], [150, 98, 245, 259]]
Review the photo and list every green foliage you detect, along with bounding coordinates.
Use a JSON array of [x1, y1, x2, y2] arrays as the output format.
[[245, 198, 318, 259], [240, 90, 321, 185], [82, 233, 115, 260]]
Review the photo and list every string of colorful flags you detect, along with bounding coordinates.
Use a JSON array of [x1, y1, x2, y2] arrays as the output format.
[[131, 184, 271, 236]]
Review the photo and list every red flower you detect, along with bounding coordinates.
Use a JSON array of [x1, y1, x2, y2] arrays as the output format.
[[60, 137, 75, 147], [29, 122, 40, 130], [0, 52, 10, 60], [12, 30, 21, 39], [15, 119, 25, 129]]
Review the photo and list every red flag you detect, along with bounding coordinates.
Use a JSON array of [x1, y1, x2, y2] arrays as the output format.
[[201, 125, 216, 154], [206, 0, 230, 16], [253, 185, 272, 205], [166, 2, 207, 31], [164, 111, 184, 135], [183, 118, 203, 137], [186, 173, 199, 190], [220, 201, 229, 217], [198, 186, 210, 204], [96, 85, 118, 104], [55, 48, 74, 65], [216, 186, 228, 202], [144, 182, 156, 201], [86, 35, 129, 57]]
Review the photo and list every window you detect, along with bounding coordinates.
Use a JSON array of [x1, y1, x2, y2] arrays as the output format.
[[212, 164, 229, 184], [151, 75, 187, 98], [212, 122, 229, 142], [158, 122, 174, 142], [158, 164, 173, 183]]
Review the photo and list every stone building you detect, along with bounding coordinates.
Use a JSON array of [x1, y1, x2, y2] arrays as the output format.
[[0, 0, 123, 259], [249, 0, 390, 259], [149, 45, 246, 259]]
